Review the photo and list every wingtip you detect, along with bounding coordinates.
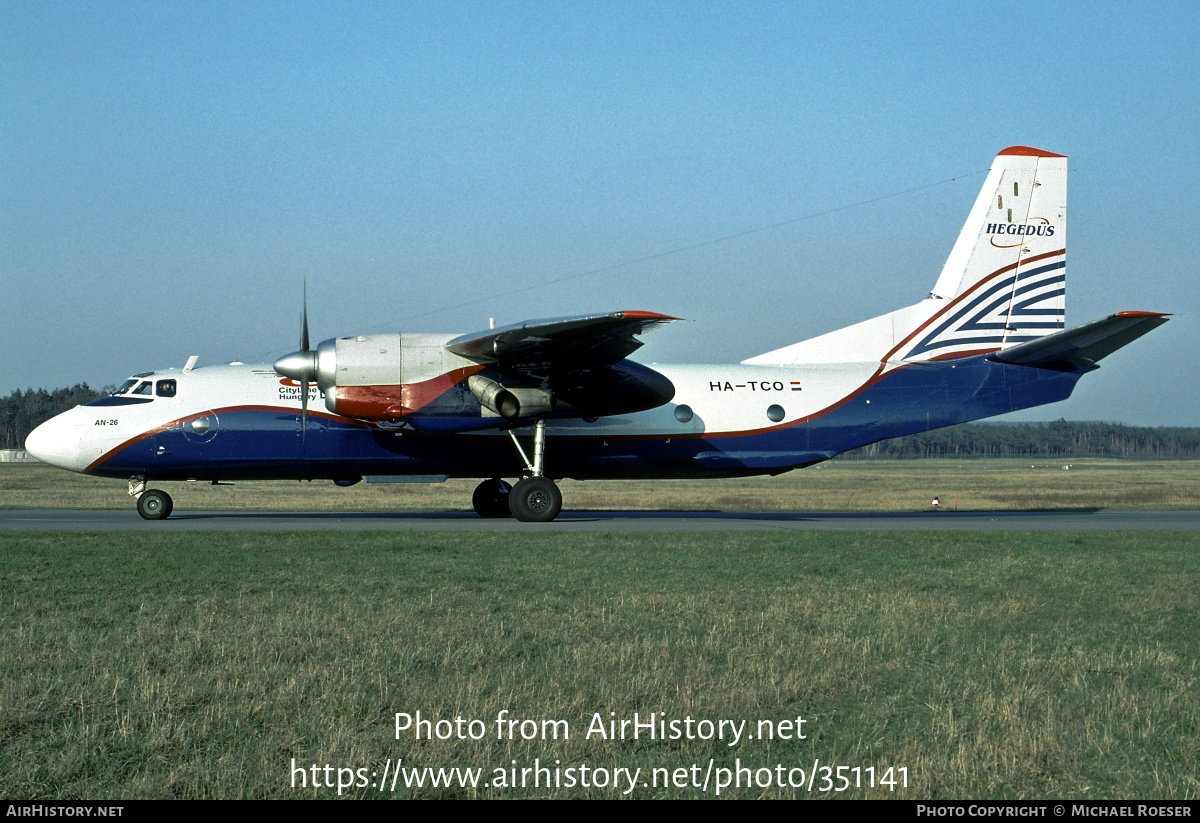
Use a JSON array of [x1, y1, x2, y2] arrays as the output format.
[[613, 310, 680, 321]]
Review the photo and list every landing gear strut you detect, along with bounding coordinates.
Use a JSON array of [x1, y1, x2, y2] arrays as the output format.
[[504, 419, 563, 522]]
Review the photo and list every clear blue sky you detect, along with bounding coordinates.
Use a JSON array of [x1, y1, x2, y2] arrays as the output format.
[[3, 1, 1196, 425]]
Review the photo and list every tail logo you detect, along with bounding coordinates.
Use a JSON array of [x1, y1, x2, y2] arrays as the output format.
[[988, 217, 1056, 248]]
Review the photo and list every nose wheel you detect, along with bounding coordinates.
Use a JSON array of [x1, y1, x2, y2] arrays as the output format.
[[136, 488, 174, 520]]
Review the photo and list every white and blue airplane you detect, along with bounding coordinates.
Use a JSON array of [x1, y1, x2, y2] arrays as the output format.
[[25, 147, 1168, 521]]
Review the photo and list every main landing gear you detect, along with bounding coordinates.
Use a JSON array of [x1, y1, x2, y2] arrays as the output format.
[[471, 478, 512, 518], [470, 420, 564, 523], [130, 477, 173, 520], [508, 476, 561, 522]]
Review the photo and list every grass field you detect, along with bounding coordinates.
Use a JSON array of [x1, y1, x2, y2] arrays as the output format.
[[1, 529, 1197, 799], [3, 459, 1200, 513]]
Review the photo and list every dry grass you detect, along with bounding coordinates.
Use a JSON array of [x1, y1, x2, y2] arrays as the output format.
[[2, 459, 1199, 513]]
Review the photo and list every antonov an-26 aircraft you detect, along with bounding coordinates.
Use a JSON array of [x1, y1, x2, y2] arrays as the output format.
[[26, 147, 1168, 521]]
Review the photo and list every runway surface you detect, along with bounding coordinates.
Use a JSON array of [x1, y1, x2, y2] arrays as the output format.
[[3, 509, 1200, 531]]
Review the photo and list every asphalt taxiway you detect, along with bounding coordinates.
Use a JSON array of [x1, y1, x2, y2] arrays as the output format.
[[3, 509, 1199, 532]]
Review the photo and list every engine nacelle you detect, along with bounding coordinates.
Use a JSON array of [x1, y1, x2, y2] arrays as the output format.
[[275, 332, 674, 425], [326, 333, 483, 420], [276, 333, 477, 420]]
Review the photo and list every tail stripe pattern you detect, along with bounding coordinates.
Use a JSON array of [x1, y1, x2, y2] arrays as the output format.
[[901, 251, 1065, 360]]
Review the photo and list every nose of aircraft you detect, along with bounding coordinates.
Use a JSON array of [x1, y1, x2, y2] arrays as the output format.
[[25, 415, 84, 472]]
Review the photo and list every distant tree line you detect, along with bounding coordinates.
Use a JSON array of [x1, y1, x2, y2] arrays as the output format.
[[840, 420, 1200, 460], [0, 385, 106, 450]]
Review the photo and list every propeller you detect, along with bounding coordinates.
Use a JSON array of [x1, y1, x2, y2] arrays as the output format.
[[273, 281, 317, 445], [300, 281, 310, 442]]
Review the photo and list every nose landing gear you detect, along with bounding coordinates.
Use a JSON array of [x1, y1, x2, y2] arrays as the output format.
[[129, 477, 173, 520]]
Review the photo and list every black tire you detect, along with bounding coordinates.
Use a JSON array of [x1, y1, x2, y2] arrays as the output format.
[[137, 489, 173, 520], [508, 476, 562, 522], [472, 478, 512, 518]]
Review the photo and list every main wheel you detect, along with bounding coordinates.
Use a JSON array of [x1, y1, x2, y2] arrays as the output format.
[[136, 489, 173, 520], [472, 478, 512, 518], [508, 476, 562, 523]]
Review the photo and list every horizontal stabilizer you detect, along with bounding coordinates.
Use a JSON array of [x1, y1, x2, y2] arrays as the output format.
[[990, 311, 1169, 368]]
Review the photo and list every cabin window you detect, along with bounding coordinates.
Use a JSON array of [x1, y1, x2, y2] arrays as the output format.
[[767, 404, 785, 423], [674, 405, 693, 423]]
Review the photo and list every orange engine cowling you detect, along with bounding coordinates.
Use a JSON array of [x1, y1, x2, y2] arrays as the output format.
[[277, 332, 484, 421]]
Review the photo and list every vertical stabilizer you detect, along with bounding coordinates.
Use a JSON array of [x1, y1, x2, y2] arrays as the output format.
[[905, 146, 1067, 361], [743, 147, 1068, 367]]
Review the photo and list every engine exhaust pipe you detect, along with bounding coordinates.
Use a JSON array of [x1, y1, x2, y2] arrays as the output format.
[[468, 375, 522, 419]]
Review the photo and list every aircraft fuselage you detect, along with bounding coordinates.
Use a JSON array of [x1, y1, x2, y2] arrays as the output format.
[[30, 354, 1083, 483]]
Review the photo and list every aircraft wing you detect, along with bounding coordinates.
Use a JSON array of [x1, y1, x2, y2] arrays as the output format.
[[445, 310, 678, 367], [992, 311, 1169, 368]]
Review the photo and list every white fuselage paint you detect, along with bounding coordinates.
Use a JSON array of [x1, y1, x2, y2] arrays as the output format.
[[27, 359, 881, 475]]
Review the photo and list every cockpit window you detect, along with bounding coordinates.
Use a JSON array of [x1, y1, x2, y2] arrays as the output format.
[[114, 379, 138, 395], [156, 379, 176, 398], [132, 381, 153, 396]]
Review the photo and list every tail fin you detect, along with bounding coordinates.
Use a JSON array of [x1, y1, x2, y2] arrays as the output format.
[[744, 147, 1068, 366], [906, 146, 1067, 361]]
